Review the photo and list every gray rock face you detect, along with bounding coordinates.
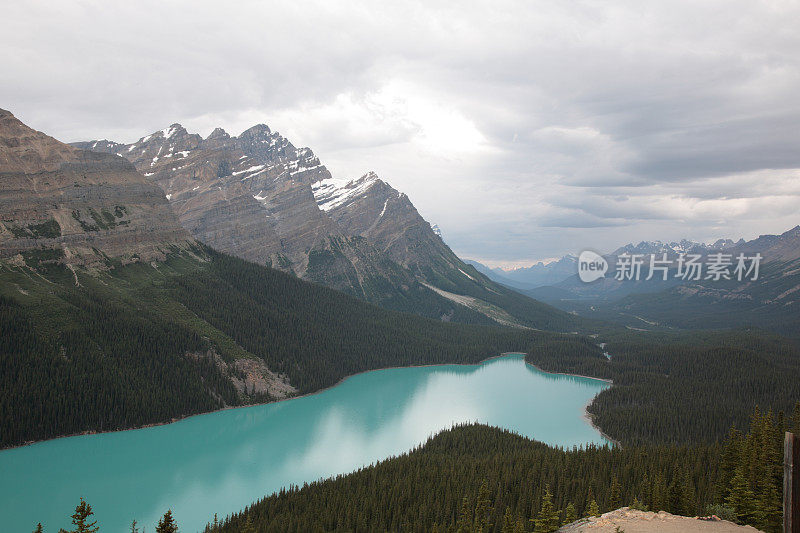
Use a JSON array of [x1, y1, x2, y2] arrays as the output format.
[[313, 172, 468, 277], [74, 123, 433, 302], [0, 110, 192, 267], [75, 121, 542, 325]]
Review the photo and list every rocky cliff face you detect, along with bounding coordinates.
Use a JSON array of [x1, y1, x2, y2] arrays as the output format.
[[75, 124, 486, 303], [0, 110, 192, 267], [76, 122, 573, 328]]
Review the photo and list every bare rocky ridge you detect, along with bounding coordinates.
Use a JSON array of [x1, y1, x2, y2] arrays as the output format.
[[75, 125, 428, 300], [0, 109, 192, 267], [313, 172, 467, 276], [75, 122, 532, 323]]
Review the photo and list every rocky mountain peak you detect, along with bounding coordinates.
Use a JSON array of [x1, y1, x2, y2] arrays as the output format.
[[240, 123, 272, 138], [206, 127, 229, 140], [0, 108, 76, 173]]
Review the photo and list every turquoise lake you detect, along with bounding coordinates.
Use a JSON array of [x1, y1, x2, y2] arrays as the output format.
[[0, 354, 609, 532]]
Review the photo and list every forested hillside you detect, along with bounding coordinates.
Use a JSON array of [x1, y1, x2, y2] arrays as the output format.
[[527, 329, 800, 445], [0, 245, 551, 448], [205, 408, 798, 533]]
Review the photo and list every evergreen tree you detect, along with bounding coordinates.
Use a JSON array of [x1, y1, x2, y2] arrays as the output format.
[[753, 411, 782, 532], [725, 462, 755, 523], [630, 497, 647, 511], [501, 507, 516, 533], [562, 502, 577, 525], [473, 480, 492, 533], [533, 485, 561, 532], [456, 496, 473, 533], [609, 475, 621, 510], [680, 467, 697, 516], [718, 426, 742, 501], [156, 510, 178, 533], [650, 472, 667, 512], [587, 499, 600, 518], [584, 488, 595, 517], [241, 514, 256, 533], [792, 401, 800, 434], [33, 525, 43, 533], [58, 498, 99, 533]]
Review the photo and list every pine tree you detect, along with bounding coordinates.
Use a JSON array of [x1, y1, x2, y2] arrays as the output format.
[[58, 497, 99, 533], [584, 488, 596, 517], [680, 468, 697, 516], [33, 525, 43, 533], [456, 496, 473, 533], [630, 496, 647, 511], [587, 499, 600, 518], [726, 462, 755, 523], [533, 485, 561, 532], [156, 510, 179, 533], [650, 472, 667, 511], [473, 480, 492, 532], [609, 475, 621, 510], [242, 514, 256, 533], [562, 502, 577, 525], [718, 426, 742, 501], [667, 465, 694, 516], [501, 507, 516, 533], [751, 411, 782, 532]]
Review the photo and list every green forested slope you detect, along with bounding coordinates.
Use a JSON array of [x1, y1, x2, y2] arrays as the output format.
[[0, 245, 547, 448], [526, 329, 800, 445], [200, 424, 716, 533], [206, 409, 797, 533]]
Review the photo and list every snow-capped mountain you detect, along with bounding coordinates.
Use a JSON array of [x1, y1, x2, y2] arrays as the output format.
[[611, 238, 744, 258], [75, 124, 574, 329]]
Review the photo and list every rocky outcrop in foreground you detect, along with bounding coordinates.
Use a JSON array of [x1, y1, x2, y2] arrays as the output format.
[[560, 508, 761, 532]]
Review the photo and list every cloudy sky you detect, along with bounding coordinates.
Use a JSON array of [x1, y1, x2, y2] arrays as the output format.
[[4, 0, 800, 268]]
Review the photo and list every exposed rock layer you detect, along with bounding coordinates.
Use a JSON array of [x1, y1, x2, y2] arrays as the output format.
[[0, 110, 192, 266], [75, 123, 500, 311]]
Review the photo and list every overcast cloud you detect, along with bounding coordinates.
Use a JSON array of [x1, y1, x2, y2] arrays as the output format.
[[3, 0, 800, 267]]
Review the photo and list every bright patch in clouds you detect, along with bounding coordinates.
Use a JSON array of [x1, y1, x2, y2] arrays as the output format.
[[3, 0, 800, 261]]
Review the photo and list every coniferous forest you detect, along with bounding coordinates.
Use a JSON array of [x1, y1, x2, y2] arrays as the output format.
[[0, 245, 547, 448]]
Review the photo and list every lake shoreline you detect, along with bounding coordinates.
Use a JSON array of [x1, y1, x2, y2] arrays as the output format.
[[522, 361, 617, 446], [2, 352, 613, 452]]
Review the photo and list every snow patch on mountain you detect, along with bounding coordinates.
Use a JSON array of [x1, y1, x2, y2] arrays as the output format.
[[312, 173, 379, 212]]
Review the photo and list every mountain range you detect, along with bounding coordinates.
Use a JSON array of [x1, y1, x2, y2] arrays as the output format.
[[74, 123, 574, 329], [525, 227, 800, 335], [0, 109, 575, 448], [466, 255, 579, 290]]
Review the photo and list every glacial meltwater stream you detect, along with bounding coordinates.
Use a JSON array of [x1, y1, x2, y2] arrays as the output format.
[[0, 354, 610, 532]]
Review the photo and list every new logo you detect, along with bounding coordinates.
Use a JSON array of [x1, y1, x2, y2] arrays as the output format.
[[578, 250, 608, 283]]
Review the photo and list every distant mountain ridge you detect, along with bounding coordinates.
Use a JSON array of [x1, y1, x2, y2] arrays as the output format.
[[466, 256, 579, 290], [76, 123, 575, 330], [526, 225, 800, 335]]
